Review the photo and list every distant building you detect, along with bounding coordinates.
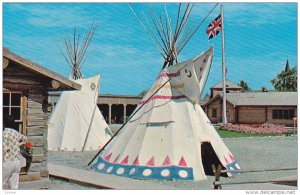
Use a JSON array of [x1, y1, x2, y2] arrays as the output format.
[[48, 93, 142, 125], [203, 91, 297, 126], [97, 94, 141, 124], [210, 80, 242, 98]]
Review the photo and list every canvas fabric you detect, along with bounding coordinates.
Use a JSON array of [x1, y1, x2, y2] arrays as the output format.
[[92, 47, 240, 181], [47, 74, 112, 151]]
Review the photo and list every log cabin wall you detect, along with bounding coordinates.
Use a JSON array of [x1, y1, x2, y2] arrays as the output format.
[[205, 98, 236, 124], [23, 93, 49, 181], [3, 62, 50, 181], [3, 49, 80, 182]]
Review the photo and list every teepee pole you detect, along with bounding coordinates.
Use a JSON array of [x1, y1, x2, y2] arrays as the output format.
[[221, 5, 227, 124], [142, 11, 168, 56], [59, 22, 98, 80], [128, 4, 166, 59], [177, 3, 219, 54]]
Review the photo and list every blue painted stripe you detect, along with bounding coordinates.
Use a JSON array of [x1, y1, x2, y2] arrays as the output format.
[[226, 160, 241, 176], [92, 157, 194, 180]]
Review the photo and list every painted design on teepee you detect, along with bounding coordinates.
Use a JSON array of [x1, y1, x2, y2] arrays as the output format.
[[226, 160, 241, 177], [148, 83, 184, 93], [113, 155, 120, 163], [162, 156, 171, 166], [178, 156, 187, 167], [121, 155, 129, 165], [229, 153, 235, 162], [224, 156, 230, 165], [104, 153, 112, 162], [146, 156, 155, 166], [133, 156, 140, 165], [156, 72, 181, 80], [93, 157, 194, 180], [139, 95, 186, 105]]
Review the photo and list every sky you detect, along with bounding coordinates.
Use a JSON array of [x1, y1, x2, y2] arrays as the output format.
[[2, 2, 298, 98]]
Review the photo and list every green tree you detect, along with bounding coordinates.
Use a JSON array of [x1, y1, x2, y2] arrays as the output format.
[[271, 60, 297, 92], [238, 80, 251, 92]]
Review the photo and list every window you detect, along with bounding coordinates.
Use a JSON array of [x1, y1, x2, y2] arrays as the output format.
[[272, 109, 294, 119], [212, 108, 217, 118], [3, 92, 23, 131]]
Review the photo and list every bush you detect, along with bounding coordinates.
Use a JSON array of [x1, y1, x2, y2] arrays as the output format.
[[220, 123, 287, 134]]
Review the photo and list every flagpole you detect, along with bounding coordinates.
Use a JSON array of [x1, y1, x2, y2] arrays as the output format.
[[221, 4, 227, 124]]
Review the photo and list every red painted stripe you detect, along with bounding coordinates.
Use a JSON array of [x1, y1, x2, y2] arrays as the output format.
[[156, 71, 181, 80], [139, 95, 186, 105]]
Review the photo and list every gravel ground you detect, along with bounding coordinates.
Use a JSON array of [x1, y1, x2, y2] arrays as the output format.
[[48, 135, 298, 190]]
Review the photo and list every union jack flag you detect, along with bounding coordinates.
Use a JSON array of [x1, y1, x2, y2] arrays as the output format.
[[206, 14, 222, 40]]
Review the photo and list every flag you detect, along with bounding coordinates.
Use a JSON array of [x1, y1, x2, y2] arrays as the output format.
[[206, 14, 222, 40]]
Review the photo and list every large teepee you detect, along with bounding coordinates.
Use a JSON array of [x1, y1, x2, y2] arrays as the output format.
[[48, 23, 112, 151], [91, 3, 240, 181]]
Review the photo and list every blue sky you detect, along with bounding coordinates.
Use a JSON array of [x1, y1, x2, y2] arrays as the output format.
[[3, 2, 297, 97]]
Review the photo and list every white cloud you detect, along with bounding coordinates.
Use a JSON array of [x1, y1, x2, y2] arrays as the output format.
[[192, 3, 296, 27], [4, 3, 104, 28]]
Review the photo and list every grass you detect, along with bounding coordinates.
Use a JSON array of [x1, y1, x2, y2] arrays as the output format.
[[217, 129, 284, 138]]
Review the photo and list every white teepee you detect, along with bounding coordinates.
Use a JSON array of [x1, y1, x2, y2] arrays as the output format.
[[91, 3, 240, 181], [91, 47, 240, 180], [47, 74, 112, 151]]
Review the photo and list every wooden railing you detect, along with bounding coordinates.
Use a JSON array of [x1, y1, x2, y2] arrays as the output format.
[[212, 165, 297, 189]]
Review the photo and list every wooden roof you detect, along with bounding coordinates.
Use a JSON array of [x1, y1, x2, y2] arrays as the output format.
[[3, 48, 81, 91], [211, 80, 242, 89], [203, 92, 298, 107]]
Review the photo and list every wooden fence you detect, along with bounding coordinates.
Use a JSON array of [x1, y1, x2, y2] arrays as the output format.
[[212, 164, 297, 189]]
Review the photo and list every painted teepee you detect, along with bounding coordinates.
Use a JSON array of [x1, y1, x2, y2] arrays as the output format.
[[48, 23, 112, 151], [91, 3, 240, 180]]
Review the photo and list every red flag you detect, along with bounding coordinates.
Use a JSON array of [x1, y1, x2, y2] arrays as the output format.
[[206, 14, 222, 40]]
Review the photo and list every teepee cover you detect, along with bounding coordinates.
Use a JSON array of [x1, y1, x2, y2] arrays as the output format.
[[92, 47, 240, 181], [48, 74, 112, 151]]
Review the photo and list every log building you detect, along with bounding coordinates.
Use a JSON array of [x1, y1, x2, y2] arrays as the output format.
[[3, 48, 81, 182]]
